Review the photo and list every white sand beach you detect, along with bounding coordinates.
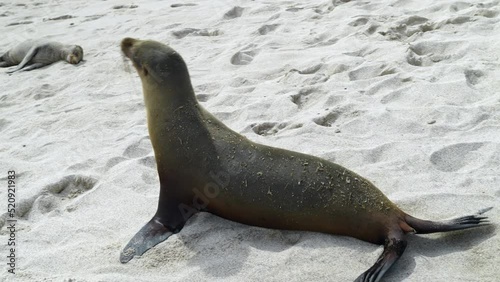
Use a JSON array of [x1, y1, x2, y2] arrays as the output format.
[[0, 0, 499, 281]]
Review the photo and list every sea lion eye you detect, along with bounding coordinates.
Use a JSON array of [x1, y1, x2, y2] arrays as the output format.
[[143, 67, 148, 76]]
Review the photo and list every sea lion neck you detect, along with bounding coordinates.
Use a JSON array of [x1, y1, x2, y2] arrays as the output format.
[[141, 72, 198, 113], [142, 76, 206, 171]]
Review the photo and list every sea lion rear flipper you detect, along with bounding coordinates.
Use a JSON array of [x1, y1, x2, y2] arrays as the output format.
[[120, 216, 174, 263], [404, 207, 492, 234], [11, 62, 47, 72], [6, 46, 39, 73], [354, 233, 407, 282]]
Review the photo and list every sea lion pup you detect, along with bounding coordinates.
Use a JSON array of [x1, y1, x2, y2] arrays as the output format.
[[0, 39, 83, 73], [120, 37, 491, 282]]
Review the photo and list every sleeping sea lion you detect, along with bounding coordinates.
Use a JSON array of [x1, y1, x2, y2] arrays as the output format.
[[119, 37, 491, 282], [0, 39, 83, 73]]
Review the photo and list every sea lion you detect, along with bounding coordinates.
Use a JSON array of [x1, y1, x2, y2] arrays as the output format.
[[119, 37, 491, 282], [0, 39, 83, 73]]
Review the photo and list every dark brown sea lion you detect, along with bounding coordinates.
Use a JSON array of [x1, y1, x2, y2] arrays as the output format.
[[119, 37, 491, 282], [0, 39, 83, 73]]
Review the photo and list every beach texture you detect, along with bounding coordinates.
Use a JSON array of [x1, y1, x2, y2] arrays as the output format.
[[0, 0, 499, 281]]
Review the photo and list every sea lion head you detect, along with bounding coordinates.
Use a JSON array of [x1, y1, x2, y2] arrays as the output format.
[[66, 45, 84, 64], [121, 37, 191, 89]]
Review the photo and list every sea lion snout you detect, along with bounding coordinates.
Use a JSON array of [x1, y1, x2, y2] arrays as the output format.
[[121, 37, 146, 73], [121, 37, 138, 59]]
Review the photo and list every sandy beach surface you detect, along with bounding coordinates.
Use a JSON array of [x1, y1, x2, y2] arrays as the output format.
[[0, 0, 499, 281]]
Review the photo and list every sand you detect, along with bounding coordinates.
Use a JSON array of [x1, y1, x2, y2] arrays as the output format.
[[0, 0, 499, 281]]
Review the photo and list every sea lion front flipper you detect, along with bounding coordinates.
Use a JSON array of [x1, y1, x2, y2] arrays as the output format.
[[120, 216, 174, 263], [121, 183, 195, 263], [354, 233, 407, 282], [6, 46, 39, 73]]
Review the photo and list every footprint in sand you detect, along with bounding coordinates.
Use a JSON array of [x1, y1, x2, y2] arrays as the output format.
[[251, 122, 301, 136], [464, 69, 485, 86], [230, 45, 259, 65], [284, 64, 329, 85], [83, 14, 105, 22], [107, 137, 155, 173], [343, 46, 377, 57], [112, 5, 138, 9], [430, 143, 484, 172], [33, 84, 57, 100], [172, 28, 221, 39], [348, 63, 397, 81], [257, 24, 279, 35], [449, 2, 472, 12], [0, 174, 98, 228], [34, 175, 97, 213], [399, 16, 429, 26], [379, 15, 433, 40], [290, 87, 317, 109], [313, 111, 340, 127], [104, 156, 127, 171], [123, 136, 152, 159], [138, 155, 156, 169], [43, 15, 75, 21], [348, 17, 369, 27], [294, 63, 323, 75], [67, 159, 97, 171], [224, 6, 244, 19], [473, 8, 499, 18], [443, 16, 473, 25], [406, 40, 468, 67], [303, 31, 339, 47], [196, 93, 212, 102], [251, 122, 287, 136], [171, 3, 197, 8], [6, 21, 33, 26]]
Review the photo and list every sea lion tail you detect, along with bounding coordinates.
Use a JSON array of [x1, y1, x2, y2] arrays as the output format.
[[404, 207, 492, 234]]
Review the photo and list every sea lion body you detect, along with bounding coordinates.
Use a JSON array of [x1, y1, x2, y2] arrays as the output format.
[[0, 39, 83, 73], [120, 38, 490, 282], [160, 104, 399, 244]]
